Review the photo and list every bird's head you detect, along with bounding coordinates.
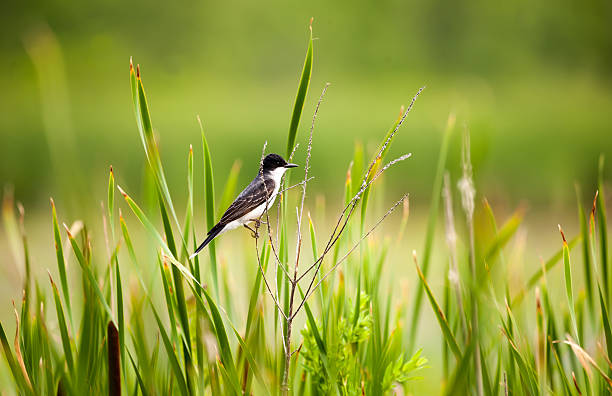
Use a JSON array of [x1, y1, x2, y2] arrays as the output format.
[[262, 153, 298, 173]]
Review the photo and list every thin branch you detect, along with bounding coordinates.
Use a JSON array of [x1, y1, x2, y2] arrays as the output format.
[[294, 83, 329, 277], [292, 154, 407, 310], [254, 231, 288, 320], [278, 178, 314, 195], [295, 153, 412, 283], [358, 86, 424, 193], [294, 85, 423, 291], [293, 193, 407, 318]]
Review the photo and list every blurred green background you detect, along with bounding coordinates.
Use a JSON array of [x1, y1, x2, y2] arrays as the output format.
[[2, 0, 611, 216], [1, 1, 612, 393]]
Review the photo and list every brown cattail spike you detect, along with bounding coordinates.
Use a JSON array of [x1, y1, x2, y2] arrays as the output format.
[[107, 321, 121, 396]]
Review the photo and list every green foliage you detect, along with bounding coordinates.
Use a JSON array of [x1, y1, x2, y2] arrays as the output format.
[[2, 24, 612, 396], [301, 292, 425, 395]]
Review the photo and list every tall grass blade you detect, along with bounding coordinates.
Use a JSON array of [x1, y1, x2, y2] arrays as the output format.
[[500, 326, 539, 394], [512, 236, 579, 307], [201, 289, 242, 394], [228, 320, 270, 395], [197, 116, 219, 296], [443, 341, 475, 396], [157, 190, 192, 356], [50, 198, 72, 324], [117, 186, 199, 285], [483, 210, 523, 264], [127, 350, 149, 396], [285, 19, 313, 157], [48, 273, 74, 376], [560, 225, 580, 343], [413, 251, 461, 360], [551, 342, 574, 395], [597, 155, 609, 304], [0, 320, 33, 395], [577, 186, 595, 314], [599, 285, 612, 361], [245, 242, 269, 336], [130, 61, 182, 233], [108, 166, 116, 241], [408, 113, 455, 349], [108, 166, 126, 378], [64, 225, 114, 320], [149, 301, 190, 396]]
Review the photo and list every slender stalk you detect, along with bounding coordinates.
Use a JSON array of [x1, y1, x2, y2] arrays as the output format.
[[458, 130, 483, 396], [281, 83, 328, 394], [442, 172, 468, 341]]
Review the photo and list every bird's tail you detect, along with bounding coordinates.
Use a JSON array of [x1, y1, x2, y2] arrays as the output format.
[[190, 223, 224, 259]]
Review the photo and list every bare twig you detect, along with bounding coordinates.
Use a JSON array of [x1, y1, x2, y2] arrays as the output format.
[[358, 86, 424, 192], [281, 83, 329, 393], [254, 236, 288, 320], [250, 84, 422, 394], [278, 178, 314, 195], [294, 193, 407, 317], [293, 85, 424, 289], [296, 153, 412, 283]]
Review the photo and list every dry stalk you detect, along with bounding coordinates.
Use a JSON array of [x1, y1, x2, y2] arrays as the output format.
[[458, 128, 484, 396], [442, 171, 468, 341], [251, 85, 423, 394]]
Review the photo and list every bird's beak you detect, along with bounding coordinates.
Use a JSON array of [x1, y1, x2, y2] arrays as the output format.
[[285, 163, 298, 168]]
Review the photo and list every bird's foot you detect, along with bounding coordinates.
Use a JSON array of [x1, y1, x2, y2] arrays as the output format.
[[244, 224, 259, 239]]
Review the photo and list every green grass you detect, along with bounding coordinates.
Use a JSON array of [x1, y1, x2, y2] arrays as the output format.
[[1, 26, 612, 396]]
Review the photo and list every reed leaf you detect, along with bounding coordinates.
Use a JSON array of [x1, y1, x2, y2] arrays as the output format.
[[408, 113, 455, 348], [48, 274, 74, 376], [286, 20, 313, 158], [50, 199, 72, 324], [414, 252, 461, 360], [149, 300, 190, 396], [198, 117, 219, 296], [560, 225, 580, 343]]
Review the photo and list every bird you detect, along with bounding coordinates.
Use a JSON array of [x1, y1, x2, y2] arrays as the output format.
[[190, 153, 298, 259]]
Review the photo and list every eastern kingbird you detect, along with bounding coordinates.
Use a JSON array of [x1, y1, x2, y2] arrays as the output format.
[[190, 153, 298, 259]]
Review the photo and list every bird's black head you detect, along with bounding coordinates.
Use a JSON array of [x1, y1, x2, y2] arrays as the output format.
[[262, 153, 298, 172]]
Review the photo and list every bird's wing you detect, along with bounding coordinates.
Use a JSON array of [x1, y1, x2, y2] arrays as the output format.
[[215, 175, 276, 228]]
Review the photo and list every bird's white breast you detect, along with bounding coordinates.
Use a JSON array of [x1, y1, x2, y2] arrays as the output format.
[[223, 167, 288, 232]]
